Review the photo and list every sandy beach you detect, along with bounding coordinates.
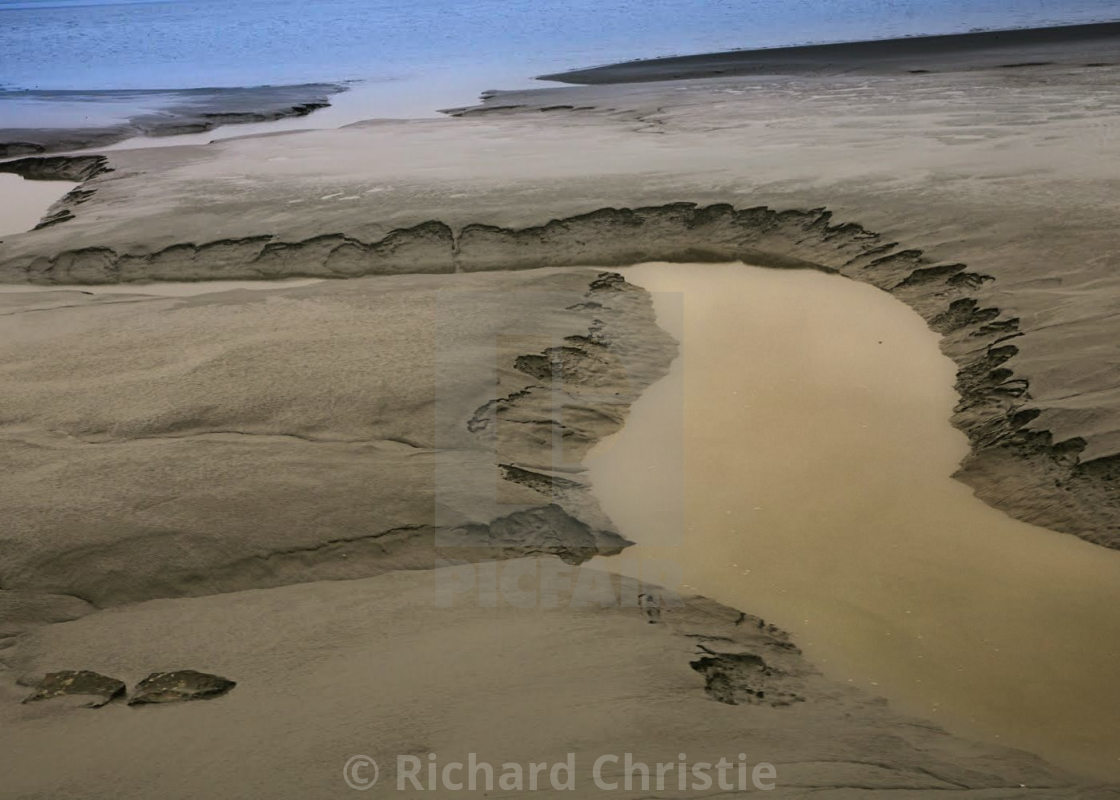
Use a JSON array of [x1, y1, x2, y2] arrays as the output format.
[[2, 20, 1120, 798]]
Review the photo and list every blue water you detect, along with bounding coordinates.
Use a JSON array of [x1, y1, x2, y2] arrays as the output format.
[[2, 0, 1117, 91], [0, 0, 1117, 128]]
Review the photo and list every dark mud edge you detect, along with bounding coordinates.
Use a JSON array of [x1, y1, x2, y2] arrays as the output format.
[[535, 21, 1120, 84], [1, 199, 1114, 550], [0, 83, 345, 157]]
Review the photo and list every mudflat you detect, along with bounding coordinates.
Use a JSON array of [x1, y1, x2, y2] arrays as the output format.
[[2, 25, 1120, 797]]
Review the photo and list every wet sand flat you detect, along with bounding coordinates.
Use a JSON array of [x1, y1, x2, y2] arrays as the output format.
[[2, 28, 1120, 798], [2, 268, 1100, 797], [6, 561, 1097, 799]]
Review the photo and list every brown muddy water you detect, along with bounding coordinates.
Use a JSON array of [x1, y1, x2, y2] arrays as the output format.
[[587, 261, 1120, 781]]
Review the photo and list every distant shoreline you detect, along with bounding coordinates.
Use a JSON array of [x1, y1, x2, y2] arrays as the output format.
[[538, 19, 1120, 83]]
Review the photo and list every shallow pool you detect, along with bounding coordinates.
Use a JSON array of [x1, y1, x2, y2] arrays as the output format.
[[587, 261, 1120, 780]]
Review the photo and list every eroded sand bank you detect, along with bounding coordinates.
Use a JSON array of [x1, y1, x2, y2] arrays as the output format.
[[2, 54, 1119, 550], [587, 262, 1120, 779]]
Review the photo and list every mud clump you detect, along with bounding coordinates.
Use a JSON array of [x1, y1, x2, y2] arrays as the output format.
[[128, 670, 236, 705], [22, 670, 126, 708], [689, 652, 805, 707]]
